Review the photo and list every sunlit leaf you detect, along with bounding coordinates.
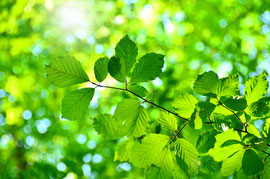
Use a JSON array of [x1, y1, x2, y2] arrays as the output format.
[[61, 88, 94, 120], [130, 134, 170, 168], [176, 138, 201, 175], [172, 94, 198, 118], [244, 72, 269, 105], [45, 55, 89, 87], [93, 114, 125, 140]]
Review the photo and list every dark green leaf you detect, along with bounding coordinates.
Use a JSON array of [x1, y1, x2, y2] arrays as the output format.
[[128, 84, 149, 97], [242, 149, 263, 176], [108, 56, 126, 82], [246, 97, 270, 118], [115, 35, 138, 75], [130, 53, 164, 82], [193, 71, 219, 97], [94, 56, 109, 82]]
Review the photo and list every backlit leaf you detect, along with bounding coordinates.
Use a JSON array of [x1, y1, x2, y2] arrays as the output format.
[[61, 88, 94, 120], [45, 55, 89, 87]]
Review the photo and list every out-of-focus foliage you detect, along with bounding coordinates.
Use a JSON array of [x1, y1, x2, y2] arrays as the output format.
[[0, 0, 270, 178]]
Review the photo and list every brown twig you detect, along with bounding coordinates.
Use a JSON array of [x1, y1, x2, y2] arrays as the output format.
[[90, 81, 189, 121]]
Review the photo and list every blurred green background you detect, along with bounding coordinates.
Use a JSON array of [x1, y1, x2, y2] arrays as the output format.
[[0, 0, 270, 178]]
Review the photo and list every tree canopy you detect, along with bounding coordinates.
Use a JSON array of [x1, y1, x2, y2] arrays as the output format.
[[0, 0, 270, 178]]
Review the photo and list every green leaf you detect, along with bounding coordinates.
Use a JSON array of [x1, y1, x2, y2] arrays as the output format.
[[246, 124, 261, 137], [264, 158, 270, 179], [208, 129, 243, 161], [245, 97, 270, 118], [114, 139, 134, 161], [45, 55, 89, 87], [108, 56, 126, 82], [93, 114, 125, 140], [148, 148, 186, 179], [158, 111, 178, 133], [115, 35, 138, 74], [172, 94, 198, 118], [194, 102, 216, 129], [130, 53, 164, 83], [221, 149, 245, 176], [130, 134, 170, 168], [194, 108, 203, 129], [61, 88, 94, 120], [221, 96, 247, 111], [114, 99, 150, 137], [176, 138, 201, 175], [193, 71, 219, 97], [128, 84, 149, 97], [217, 74, 239, 98], [244, 72, 269, 105], [94, 57, 109, 82], [242, 149, 264, 176]]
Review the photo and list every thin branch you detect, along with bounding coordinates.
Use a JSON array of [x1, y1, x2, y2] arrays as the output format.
[[262, 151, 270, 162], [90, 81, 189, 121], [217, 100, 248, 132], [169, 121, 190, 144]]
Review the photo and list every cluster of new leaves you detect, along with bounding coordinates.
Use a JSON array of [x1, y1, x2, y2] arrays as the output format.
[[45, 35, 270, 178]]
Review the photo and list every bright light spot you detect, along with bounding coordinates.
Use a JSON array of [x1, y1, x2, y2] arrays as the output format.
[[65, 35, 75, 43], [152, 77, 163, 87], [219, 19, 227, 28], [77, 134, 87, 144], [95, 44, 104, 54], [118, 162, 131, 171], [57, 162, 66, 171], [90, 91, 99, 108], [45, 0, 54, 10], [195, 42, 205, 51], [92, 154, 102, 163], [82, 164, 91, 176], [58, 4, 85, 28], [87, 36, 95, 45], [0, 134, 13, 148], [140, 4, 153, 24], [254, 119, 264, 132], [189, 60, 200, 70], [262, 25, 269, 34], [0, 89, 5, 98], [26, 136, 35, 147], [175, 11, 185, 22], [24, 126, 32, 134], [75, 29, 87, 39], [0, 114, 6, 126], [23, 110, 32, 120], [35, 119, 51, 134], [83, 153, 92, 163], [261, 11, 270, 25], [114, 15, 125, 25], [217, 61, 233, 78], [163, 17, 175, 34], [87, 140, 96, 149]]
